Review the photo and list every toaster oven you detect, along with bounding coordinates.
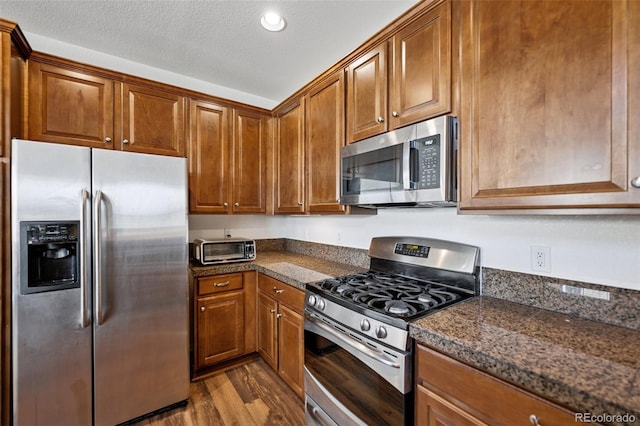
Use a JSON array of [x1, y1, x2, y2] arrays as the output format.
[[190, 238, 256, 265]]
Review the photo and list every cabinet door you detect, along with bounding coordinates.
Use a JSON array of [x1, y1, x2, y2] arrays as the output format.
[[231, 109, 268, 213], [277, 303, 304, 399], [275, 99, 305, 213], [121, 83, 185, 157], [28, 61, 115, 148], [257, 291, 278, 369], [346, 43, 387, 143], [417, 345, 578, 426], [188, 99, 230, 213], [459, 0, 640, 210], [416, 385, 488, 426], [196, 291, 244, 368], [305, 71, 346, 213], [390, 1, 451, 129]]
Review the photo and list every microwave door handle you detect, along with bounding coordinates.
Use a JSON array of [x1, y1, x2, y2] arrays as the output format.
[[407, 140, 419, 190]]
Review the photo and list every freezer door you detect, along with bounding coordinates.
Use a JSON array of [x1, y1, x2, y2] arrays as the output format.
[[92, 149, 189, 425], [11, 140, 93, 425]]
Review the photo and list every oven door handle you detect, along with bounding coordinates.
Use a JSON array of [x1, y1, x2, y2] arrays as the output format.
[[305, 313, 401, 369]]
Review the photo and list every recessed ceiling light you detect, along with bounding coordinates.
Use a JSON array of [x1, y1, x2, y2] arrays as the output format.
[[261, 12, 286, 32]]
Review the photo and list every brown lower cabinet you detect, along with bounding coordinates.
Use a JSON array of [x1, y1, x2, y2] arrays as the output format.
[[257, 273, 305, 399], [415, 344, 593, 426], [193, 271, 256, 376]]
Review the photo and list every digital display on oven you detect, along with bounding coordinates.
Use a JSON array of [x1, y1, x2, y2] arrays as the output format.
[[394, 243, 430, 258]]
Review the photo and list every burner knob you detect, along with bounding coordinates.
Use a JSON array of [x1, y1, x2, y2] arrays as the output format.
[[376, 326, 388, 339], [308, 295, 317, 307], [317, 299, 326, 310], [360, 319, 371, 332]]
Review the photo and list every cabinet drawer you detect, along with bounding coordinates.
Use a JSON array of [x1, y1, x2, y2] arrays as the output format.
[[417, 345, 577, 426], [198, 273, 243, 296], [258, 274, 305, 312]]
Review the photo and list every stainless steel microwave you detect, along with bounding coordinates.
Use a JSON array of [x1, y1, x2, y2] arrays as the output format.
[[190, 238, 256, 265], [340, 115, 457, 208]]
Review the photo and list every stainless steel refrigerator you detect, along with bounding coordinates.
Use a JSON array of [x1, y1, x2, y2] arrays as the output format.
[[11, 139, 189, 425]]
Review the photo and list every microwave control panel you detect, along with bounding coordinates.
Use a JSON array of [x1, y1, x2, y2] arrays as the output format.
[[411, 135, 440, 189]]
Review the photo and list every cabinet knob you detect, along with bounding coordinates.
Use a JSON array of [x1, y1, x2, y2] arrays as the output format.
[[270, 309, 276, 314], [529, 414, 541, 426], [276, 313, 283, 319], [234, 202, 240, 207], [377, 116, 385, 123], [104, 137, 112, 143], [122, 139, 130, 144], [200, 306, 205, 312], [392, 111, 399, 117], [223, 202, 228, 207], [298, 201, 303, 206], [273, 287, 284, 294], [631, 176, 640, 188]]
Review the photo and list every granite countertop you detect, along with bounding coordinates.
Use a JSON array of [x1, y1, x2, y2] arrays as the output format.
[[189, 250, 367, 290], [191, 250, 640, 424], [410, 296, 640, 425]]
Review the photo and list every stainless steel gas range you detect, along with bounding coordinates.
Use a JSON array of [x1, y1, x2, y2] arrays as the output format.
[[303, 236, 480, 426]]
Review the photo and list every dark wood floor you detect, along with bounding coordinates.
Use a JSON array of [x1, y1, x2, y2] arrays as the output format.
[[138, 358, 305, 425]]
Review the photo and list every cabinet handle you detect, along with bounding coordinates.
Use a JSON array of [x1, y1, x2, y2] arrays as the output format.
[[270, 309, 276, 314], [122, 139, 130, 144], [377, 116, 385, 123], [276, 313, 283, 319], [273, 287, 284, 294], [104, 137, 112, 143], [200, 306, 205, 312], [631, 176, 640, 188], [529, 415, 541, 426], [392, 111, 399, 117], [234, 202, 240, 207], [214, 281, 230, 287]]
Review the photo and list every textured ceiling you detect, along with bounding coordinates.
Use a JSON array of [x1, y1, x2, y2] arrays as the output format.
[[0, 0, 421, 107]]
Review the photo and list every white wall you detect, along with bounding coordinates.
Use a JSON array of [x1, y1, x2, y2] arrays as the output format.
[[25, 33, 278, 109], [190, 211, 640, 291]]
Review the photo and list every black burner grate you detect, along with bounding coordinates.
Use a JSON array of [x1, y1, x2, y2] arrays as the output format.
[[309, 271, 463, 318]]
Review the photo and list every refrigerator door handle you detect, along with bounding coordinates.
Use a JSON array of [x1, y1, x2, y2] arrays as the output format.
[[94, 189, 104, 325], [80, 189, 90, 328]]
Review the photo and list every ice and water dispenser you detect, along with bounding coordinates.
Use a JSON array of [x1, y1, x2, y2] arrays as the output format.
[[20, 221, 80, 294]]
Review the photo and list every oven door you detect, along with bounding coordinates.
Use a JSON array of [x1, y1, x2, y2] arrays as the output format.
[[304, 310, 412, 426]]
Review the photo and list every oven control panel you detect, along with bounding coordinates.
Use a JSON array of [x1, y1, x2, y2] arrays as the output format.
[[394, 243, 430, 258]]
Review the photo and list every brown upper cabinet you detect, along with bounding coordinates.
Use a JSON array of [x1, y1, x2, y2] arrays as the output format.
[[304, 71, 346, 214], [274, 97, 305, 214], [188, 99, 230, 213], [28, 57, 186, 157], [274, 70, 347, 215], [28, 61, 115, 149], [188, 99, 268, 214], [120, 82, 185, 156], [231, 109, 269, 214], [458, 0, 640, 211], [346, 0, 451, 143]]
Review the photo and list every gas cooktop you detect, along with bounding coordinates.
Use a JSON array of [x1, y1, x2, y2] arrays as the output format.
[[306, 273, 473, 330], [305, 236, 480, 331], [308, 271, 467, 319]]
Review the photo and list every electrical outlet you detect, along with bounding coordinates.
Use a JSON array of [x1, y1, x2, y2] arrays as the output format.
[[224, 228, 231, 238], [531, 246, 551, 272]]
